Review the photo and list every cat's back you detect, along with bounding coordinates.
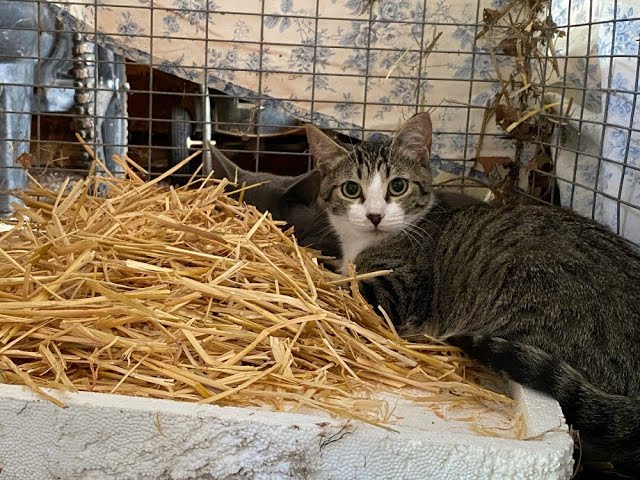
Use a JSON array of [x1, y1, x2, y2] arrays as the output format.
[[443, 202, 638, 266], [428, 202, 640, 394], [433, 202, 640, 292]]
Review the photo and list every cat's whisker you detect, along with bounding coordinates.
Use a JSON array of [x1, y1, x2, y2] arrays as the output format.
[[305, 224, 336, 243], [429, 199, 449, 214], [398, 227, 422, 251], [401, 224, 433, 251], [308, 213, 332, 228], [410, 215, 440, 231], [405, 223, 437, 243]]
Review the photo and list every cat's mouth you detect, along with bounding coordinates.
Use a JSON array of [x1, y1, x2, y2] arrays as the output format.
[[362, 225, 396, 235]]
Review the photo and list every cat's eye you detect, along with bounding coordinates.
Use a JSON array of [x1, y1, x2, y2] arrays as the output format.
[[388, 178, 408, 196], [341, 181, 361, 199]]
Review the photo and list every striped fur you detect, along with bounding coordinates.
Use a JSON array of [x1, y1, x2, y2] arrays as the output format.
[[307, 112, 640, 471]]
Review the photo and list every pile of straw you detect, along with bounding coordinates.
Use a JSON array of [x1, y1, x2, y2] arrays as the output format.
[[0, 154, 512, 427]]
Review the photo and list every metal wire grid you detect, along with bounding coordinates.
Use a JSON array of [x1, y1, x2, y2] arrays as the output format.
[[0, 1, 519, 182], [0, 0, 637, 242], [528, 0, 640, 240]]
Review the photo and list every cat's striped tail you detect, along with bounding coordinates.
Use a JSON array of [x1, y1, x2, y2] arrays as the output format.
[[449, 334, 640, 470]]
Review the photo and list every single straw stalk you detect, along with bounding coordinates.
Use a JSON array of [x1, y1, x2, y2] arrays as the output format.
[[0, 153, 514, 431]]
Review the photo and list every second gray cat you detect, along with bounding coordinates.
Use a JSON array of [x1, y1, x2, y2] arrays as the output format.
[[206, 143, 342, 263]]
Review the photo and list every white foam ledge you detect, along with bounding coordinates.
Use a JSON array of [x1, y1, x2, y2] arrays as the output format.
[[0, 383, 573, 480]]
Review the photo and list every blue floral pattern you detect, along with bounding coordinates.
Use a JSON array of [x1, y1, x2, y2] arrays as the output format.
[[550, 0, 639, 243], [47, 0, 639, 242], [50, 0, 498, 146]]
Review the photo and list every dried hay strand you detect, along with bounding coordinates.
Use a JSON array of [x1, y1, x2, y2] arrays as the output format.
[[0, 155, 513, 427]]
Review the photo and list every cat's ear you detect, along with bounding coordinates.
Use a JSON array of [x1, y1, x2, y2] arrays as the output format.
[[390, 112, 433, 166], [305, 124, 349, 175], [284, 170, 320, 206], [208, 141, 246, 182]]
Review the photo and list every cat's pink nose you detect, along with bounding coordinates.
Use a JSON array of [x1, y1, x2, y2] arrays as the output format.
[[366, 213, 383, 226]]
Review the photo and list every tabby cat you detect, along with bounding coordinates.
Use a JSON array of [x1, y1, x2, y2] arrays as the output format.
[[306, 112, 640, 472]]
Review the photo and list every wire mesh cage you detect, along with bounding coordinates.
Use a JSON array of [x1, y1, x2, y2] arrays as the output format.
[[0, 0, 638, 243]]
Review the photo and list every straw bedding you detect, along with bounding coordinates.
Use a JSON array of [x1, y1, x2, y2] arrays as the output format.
[[0, 153, 512, 427]]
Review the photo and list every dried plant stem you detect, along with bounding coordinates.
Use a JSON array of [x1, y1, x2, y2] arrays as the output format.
[[0, 152, 514, 429]]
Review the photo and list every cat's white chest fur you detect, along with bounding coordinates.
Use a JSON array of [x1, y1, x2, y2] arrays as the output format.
[[329, 214, 389, 275]]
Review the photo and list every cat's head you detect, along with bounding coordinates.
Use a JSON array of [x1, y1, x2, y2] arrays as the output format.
[[209, 145, 341, 261], [209, 144, 321, 222], [305, 112, 434, 238]]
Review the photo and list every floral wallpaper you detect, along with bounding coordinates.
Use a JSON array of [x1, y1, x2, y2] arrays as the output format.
[[47, 0, 639, 242], [547, 0, 639, 243], [48, 0, 514, 175]]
